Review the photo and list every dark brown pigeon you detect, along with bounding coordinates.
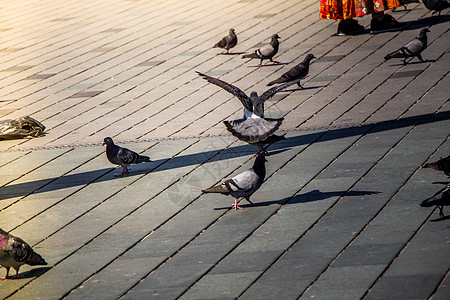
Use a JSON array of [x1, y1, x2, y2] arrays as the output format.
[[202, 154, 267, 209], [423, 155, 450, 177], [242, 34, 281, 67], [267, 54, 316, 87], [103, 137, 151, 177], [421, 184, 450, 217], [213, 28, 238, 54], [384, 28, 430, 64], [0, 228, 47, 279], [196, 71, 297, 155], [423, 0, 450, 15]]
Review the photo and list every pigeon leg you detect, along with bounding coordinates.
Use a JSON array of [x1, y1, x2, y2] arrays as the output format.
[[259, 59, 264, 67], [417, 54, 424, 62], [246, 198, 259, 207], [232, 198, 244, 210], [439, 206, 444, 218], [115, 166, 129, 177], [297, 81, 303, 89]]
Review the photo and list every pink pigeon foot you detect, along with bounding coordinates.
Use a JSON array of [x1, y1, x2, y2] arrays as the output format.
[[232, 199, 244, 210], [115, 167, 129, 177]]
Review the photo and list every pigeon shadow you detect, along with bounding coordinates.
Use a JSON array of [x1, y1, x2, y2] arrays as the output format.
[[283, 85, 325, 92], [1, 110, 450, 201], [213, 189, 380, 210], [405, 14, 450, 31], [387, 59, 438, 66], [217, 52, 245, 55], [8, 266, 52, 279], [247, 62, 289, 68], [430, 215, 450, 222]]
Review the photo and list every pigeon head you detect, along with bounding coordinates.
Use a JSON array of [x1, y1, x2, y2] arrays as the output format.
[[305, 53, 316, 61], [254, 153, 268, 165], [103, 137, 114, 146], [271, 34, 280, 41], [420, 28, 430, 34], [229, 28, 235, 33], [250, 91, 258, 98]]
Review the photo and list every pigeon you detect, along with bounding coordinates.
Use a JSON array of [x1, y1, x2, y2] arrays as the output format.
[[0, 228, 47, 279], [213, 28, 238, 54], [242, 34, 281, 67], [202, 154, 267, 209], [196, 71, 298, 154], [423, 155, 450, 177], [422, 0, 450, 15], [103, 137, 151, 177], [384, 28, 430, 64], [420, 184, 450, 217], [267, 53, 316, 87]]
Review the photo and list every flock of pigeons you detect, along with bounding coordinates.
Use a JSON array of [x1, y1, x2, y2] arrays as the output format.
[[1, 5, 449, 280]]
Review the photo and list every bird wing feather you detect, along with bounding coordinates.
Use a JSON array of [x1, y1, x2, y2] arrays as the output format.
[[196, 72, 253, 112]]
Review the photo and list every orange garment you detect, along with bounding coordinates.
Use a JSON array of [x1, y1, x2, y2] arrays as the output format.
[[320, 0, 400, 20]]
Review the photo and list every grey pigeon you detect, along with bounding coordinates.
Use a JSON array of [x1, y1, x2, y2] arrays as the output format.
[[423, 0, 449, 15], [0, 228, 47, 279], [202, 154, 267, 209], [423, 154, 450, 177], [103, 137, 151, 177], [196, 71, 298, 154], [384, 28, 430, 64], [214, 28, 238, 54], [421, 183, 450, 217], [267, 53, 316, 87], [242, 34, 281, 67]]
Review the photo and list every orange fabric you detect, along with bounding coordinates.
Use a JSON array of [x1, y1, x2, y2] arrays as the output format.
[[320, 0, 400, 20]]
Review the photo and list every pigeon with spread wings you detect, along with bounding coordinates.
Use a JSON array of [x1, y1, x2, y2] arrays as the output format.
[[196, 71, 298, 154]]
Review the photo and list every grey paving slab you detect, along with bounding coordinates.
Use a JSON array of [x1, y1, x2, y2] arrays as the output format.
[[0, 0, 449, 299]]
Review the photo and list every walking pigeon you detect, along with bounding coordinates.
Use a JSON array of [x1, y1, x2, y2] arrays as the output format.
[[384, 28, 430, 64], [423, 155, 450, 177], [0, 228, 47, 279], [202, 154, 267, 209], [213, 28, 238, 54], [242, 34, 281, 67], [267, 54, 316, 87], [423, 0, 450, 15], [103, 137, 151, 177], [420, 183, 450, 217], [196, 71, 298, 154]]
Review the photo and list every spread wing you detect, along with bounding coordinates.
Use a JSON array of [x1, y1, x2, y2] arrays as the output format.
[[259, 80, 300, 102], [196, 71, 253, 112]]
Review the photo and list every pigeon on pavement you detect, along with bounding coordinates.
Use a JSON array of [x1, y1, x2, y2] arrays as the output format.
[[423, 154, 450, 177], [384, 28, 430, 64], [267, 53, 316, 87], [214, 28, 238, 54], [420, 183, 450, 217], [196, 71, 298, 154], [202, 154, 267, 209], [242, 34, 281, 67], [422, 0, 450, 15], [0, 228, 47, 279], [103, 137, 151, 177]]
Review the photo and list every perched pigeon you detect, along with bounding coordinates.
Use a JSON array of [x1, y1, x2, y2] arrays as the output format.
[[384, 28, 430, 64], [0, 228, 47, 279], [103, 137, 151, 177], [202, 154, 267, 209], [423, 155, 450, 177], [267, 53, 316, 87], [420, 184, 450, 217], [196, 71, 298, 154], [242, 34, 281, 67], [214, 28, 238, 54], [423, 0, 450, 15]]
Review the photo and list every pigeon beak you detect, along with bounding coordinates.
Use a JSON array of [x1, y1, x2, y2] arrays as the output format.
[[102, 142, 106, 146]]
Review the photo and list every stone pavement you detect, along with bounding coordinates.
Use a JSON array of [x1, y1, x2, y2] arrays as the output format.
[[0, 0, 449, 299]]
